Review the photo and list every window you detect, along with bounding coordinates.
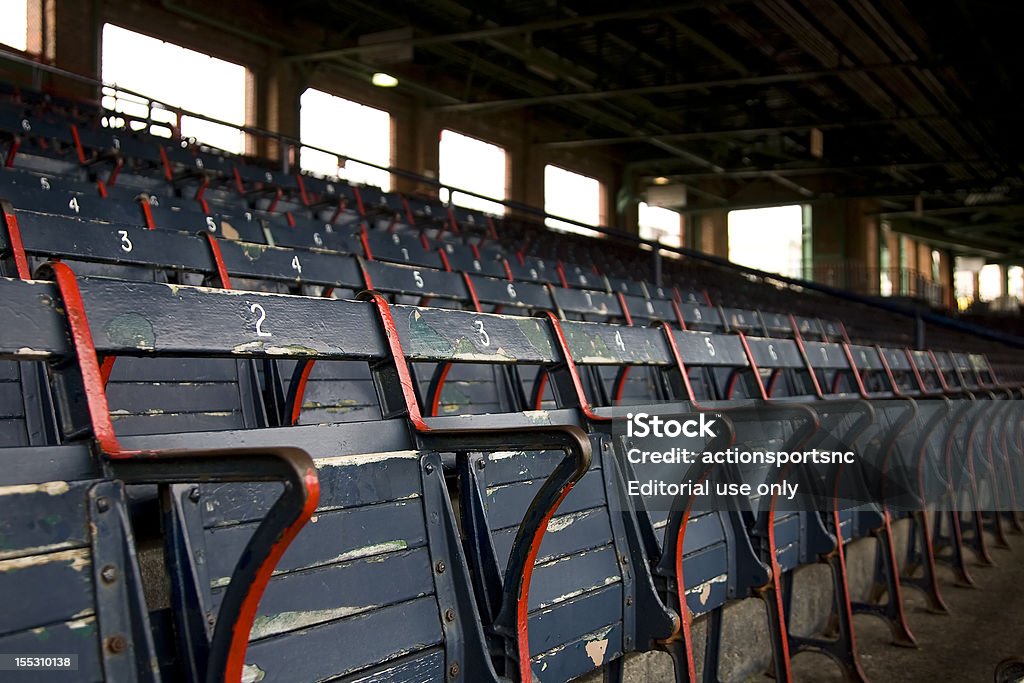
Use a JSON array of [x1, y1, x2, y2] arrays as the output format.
[[300, 89, 391, 191], [0, 1, 28, 52], [544, 165, 602, 237], [879, 224, 893, 296], [979, 263, 1002, 302], [101, 25, 247, 154], [1010, 266, 1024, 300], [953, 256, 988, 309], [953, 269, 975, 310], [727, 205, 804, 279], [438, 130, 507, 215], [638, 202, 682, 248]]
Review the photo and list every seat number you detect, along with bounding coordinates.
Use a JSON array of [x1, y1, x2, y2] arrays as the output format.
[[249, 303, 271, 337], [68, 197, 80, 214], [414, 271, 424, 288], [704, 337, 716, 356], [473, 319, 490, 347], [117, 230, 132, 253], [615, 330, 626, 352], [291, 256, 302, 275]]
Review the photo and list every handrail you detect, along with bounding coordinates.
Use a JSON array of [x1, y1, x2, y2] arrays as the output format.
[[2, 47, 1023, 349]]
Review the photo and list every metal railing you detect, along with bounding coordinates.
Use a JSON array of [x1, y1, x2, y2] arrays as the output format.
[[808, 262, 947, 308]]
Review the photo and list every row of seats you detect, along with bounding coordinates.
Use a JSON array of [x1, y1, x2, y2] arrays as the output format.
[[3, 263, 1021, 682], [0, 85, 1022, 683]]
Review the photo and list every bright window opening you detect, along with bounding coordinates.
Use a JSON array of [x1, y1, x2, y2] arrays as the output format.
[[0, 0, 28, 51], [438, 130, 506, 215], [639, 202, 682, 248], [979, 263, 1002, 302], [727, 205, 804, 278], [544, 165, 602, 237], [953, 269, 975, 310], [300, 89, 391, 191], [1010, 266, 1024, 300], [101, 24, 247, 154]]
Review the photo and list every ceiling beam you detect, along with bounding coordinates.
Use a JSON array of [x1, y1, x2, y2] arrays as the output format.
[[436, 62, 933, 112], [876, 202, 1024, 218], [643, 157, 989, 179], [539, 114, 951, 148], [283, 1, 753, 62]]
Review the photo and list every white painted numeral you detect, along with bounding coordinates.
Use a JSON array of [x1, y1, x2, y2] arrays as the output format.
[[39, 177, 50, 190], [264, 172, 272, 182], [614, 330, 626, 352], [20, 119, 30, 131], [473, 259, 481, 271], [704, 337, 716, 357], [579, 275, 588, 286], [291, 256, 302, 275], [694, 308, 703, 321], [313, 232, 323, 246], [112, 137, 120, 150], [400, 247, 410, 261], [529, 268, 538, 279], [68, 197, 80, 214], [473, 319, 490, 347], [646, 300, 654, 314], [584, 291, 594, 308], [149, 195, 159, 207], [249, 303, 271, 337], [195, 158, 204, 169], [205, 216, 216, 232], [820, 347, 828, 362], [391, 233, 401, 244], [507, 283, 517, 299], [117, 229, 133, 253], [768, 344, 778, 361], [413, 271, 424, 288], [244, 212, 252, 221]]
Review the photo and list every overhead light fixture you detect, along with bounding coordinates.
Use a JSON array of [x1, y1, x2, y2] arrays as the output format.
[[371, 72, 399, 88], [653, 176, 670, 185]]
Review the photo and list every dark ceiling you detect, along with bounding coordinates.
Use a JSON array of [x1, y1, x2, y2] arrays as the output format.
[[271, 0, 1024, 258]]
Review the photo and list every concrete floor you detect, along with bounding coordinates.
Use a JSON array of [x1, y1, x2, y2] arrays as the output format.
[[787, 528, 1024, 683], [602, 522, 1024, 683]]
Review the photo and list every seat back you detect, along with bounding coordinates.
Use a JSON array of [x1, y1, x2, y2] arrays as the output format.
[[386, 304, 671, 682]]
